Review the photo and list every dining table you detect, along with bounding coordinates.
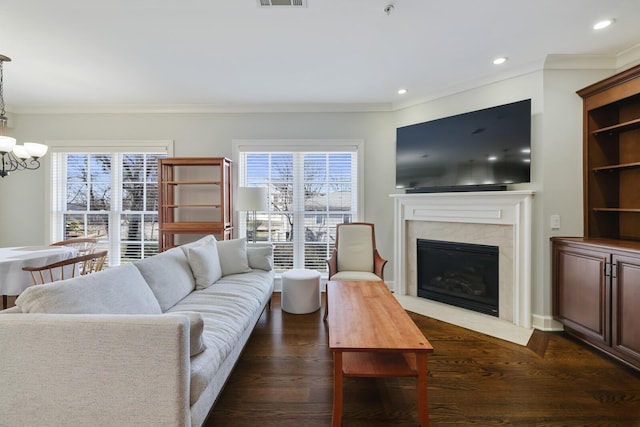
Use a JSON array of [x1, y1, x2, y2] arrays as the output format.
[[0, 245, 77, 308]]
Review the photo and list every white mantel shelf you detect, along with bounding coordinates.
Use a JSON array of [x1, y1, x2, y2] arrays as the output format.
[[390, 190, 535, 345]]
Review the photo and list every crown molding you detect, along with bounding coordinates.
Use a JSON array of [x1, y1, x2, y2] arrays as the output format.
[[543, 54, 617, 69], [392, 57, 547, 111], [9, 102, 393, 115], [9, 51, 640, 115], [616, 42, 640, 70]]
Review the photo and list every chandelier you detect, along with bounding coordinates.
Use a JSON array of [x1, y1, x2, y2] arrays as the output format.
[[0, 55, 48, 178]]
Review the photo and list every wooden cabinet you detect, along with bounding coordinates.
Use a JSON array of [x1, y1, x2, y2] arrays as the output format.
[[611, 252, 640, 365], [552, 239, 610, 347], [577, 64, 640, 240], [158, 157, 232, 251], [552, 66, 640, 371], [552, 238, 640, 370]]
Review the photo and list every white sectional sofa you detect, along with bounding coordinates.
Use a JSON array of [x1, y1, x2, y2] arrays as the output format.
[[0, 235, 274, 427]]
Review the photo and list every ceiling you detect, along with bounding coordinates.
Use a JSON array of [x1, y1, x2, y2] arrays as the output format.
[[1, 0, 640, 113]]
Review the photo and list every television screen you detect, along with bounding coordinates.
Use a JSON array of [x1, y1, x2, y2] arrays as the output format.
[[395, 99, 531, 192]]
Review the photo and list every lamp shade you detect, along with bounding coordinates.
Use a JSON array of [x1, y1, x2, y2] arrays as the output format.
[[236, 187, 268, 211], [24, 142, 48, 158], [0, 135, 16, 153], [12, 144, 31, 159]]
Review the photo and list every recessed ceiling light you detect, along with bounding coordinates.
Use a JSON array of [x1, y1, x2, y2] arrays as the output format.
[[397, 88, 408, 95], [593, 19, 614, 30], [493, 57, 507, 65]]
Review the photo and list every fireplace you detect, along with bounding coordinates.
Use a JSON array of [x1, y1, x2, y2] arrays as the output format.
[[417, 239, 499, 317], [390, 191, 534, 344]]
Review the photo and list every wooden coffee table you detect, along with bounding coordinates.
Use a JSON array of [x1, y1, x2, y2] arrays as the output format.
[[327, 280, 434, 426]]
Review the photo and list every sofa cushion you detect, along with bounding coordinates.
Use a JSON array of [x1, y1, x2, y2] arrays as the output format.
[[168, 269, 274, 405], [165, 311, 206, 357], [187, 238, 223, 290], [216, 238, 251, 276], [134, 247, 196, 311], [247, 244, 274, 271], [15, 264, 162, 314]]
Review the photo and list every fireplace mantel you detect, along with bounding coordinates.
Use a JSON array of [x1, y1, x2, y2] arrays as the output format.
[[390, 190, 534, 344]]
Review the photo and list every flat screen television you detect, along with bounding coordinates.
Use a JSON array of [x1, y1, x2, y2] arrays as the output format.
[[395, 99, 531, 192]]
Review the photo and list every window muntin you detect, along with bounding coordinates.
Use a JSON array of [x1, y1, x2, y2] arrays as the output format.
[[52, 151, 166, 265], [239, 148, 358, 273]]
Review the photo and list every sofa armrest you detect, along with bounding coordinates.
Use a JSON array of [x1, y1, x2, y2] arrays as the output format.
[[0, 313, 191, 427]]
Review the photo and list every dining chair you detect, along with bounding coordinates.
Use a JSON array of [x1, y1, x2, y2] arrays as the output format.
[[324, 222, 387, 320], [51, 237, 98, 255], [22, 250, 108, 285]]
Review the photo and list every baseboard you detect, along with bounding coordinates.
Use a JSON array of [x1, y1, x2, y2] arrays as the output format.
[[532, 313, 564, 331]]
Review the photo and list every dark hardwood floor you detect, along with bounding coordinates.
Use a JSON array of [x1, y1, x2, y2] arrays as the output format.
[[207, 293, 640, 426]]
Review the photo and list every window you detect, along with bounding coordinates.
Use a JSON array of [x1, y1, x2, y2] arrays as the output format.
[[49, 141, 172, 266], [235, 140, 363, 273]]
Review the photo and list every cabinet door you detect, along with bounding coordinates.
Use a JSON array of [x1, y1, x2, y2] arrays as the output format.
[[553, 243, 610, 346], [612, 253, 640, 366]]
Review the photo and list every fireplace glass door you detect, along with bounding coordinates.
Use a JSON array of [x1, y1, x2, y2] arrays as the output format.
[[417, 239, 499, 317]]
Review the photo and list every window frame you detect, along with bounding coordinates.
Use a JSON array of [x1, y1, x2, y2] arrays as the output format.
[[45, 140, 174, 266], [233, 139, 365, 272]]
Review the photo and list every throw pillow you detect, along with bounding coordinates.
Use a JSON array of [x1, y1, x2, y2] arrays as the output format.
[[216, 237, 252, 276], [165, 311, 206, 357], [187, 238, 223, 289], [247, 245, 273, 271], [134, 247, 196, 312], [15, 264, 162, 315], [179, 234, 216, 256]]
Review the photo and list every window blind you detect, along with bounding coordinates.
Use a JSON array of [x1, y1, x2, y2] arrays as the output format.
[[237, 140, 361, 273], [50, 148, 167, 266]]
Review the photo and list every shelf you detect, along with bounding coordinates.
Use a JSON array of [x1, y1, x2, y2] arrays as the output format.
[[165, 181, 221, 185], [162, 204, 221, 208], [342, 352, 417, 378], [580, 64, 640, 241], [160, 222, 230, 231], [158, 157, 233, 250], [593, 208, 640, 213], [593, 162, 640, 172], [592, 117, 640, 135]]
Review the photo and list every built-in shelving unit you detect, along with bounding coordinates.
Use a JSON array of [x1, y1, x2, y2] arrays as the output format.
[[158, 157, 232, 251], [578, 65, 640, 241], [552, 65, 640, 372]]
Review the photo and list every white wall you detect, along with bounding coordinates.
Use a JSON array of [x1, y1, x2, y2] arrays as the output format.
[[391, 66, 615, 327], [0, 111, 396, 264], [0, 64, 626, 325], [393, 70, 548, 320], [537, 67, 614, 327]]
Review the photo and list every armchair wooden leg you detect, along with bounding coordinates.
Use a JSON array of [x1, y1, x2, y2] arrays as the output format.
[[323, 296, 329, 321]]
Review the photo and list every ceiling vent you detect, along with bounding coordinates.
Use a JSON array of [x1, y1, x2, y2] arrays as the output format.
[[258, 0, 307, 7]]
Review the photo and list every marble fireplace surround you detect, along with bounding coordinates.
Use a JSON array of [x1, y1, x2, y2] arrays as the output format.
[[390, 191, 534, 345]]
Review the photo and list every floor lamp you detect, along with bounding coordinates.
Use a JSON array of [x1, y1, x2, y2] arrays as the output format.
[[236, 187, 268, 243]]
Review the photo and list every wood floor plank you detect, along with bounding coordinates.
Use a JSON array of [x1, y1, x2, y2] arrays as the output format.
[[207, 293, 640, 426]]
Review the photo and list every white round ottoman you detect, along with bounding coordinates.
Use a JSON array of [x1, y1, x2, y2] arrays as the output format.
[[281, 268, 321, 314]]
